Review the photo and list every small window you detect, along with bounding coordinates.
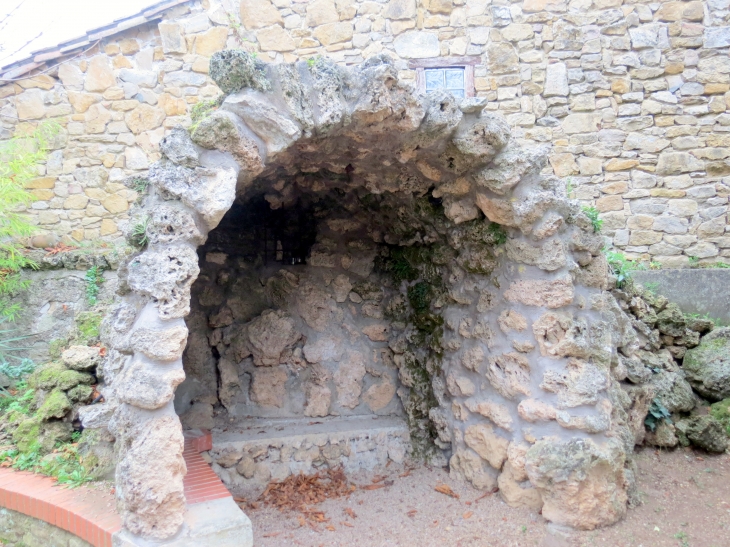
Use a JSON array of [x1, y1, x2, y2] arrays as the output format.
[[425, 67, 466, 98], [409, 57, 478, 98]]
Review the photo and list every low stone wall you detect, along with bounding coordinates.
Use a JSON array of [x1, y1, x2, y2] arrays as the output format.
[[8, 263, 118, 363], [632, 268, 730, 325], [207, 416, 410, 499], [0, 507, 92, 547]]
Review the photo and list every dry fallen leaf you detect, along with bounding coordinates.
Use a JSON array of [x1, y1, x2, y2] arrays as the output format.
[[399, 469, 411, 478], [344, 508, 357, 519], [435, 484, 459, 499], [361, 484, 386, 490], [263, 532, 281, 537], [407, 509, 417, 517], [463, 511, 473, 519], [371, 475, 386, 484], [326, 525, 335, 532], [341, 521, 354, 528]]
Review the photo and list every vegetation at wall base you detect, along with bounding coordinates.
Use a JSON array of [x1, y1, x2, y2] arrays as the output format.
[[0, 122, 60, 320]]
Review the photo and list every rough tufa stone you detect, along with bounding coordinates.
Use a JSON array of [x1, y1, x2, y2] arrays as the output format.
[[683, 327, 730, 401], [526, 438, 627, 530], [209, 50, 270, 94]]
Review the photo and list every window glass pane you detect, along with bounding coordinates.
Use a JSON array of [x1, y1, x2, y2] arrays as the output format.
[[445, 69, 464, 90], [425, 69, 444, 90], [450, 88, 465, 98]]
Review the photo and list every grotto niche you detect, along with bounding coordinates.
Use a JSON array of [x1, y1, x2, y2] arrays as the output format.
[[99, 54, 636, 542]]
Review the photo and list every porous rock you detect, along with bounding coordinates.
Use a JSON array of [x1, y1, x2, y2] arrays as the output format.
[[525, 438, 628, 530], [683, 327, 730, 401]]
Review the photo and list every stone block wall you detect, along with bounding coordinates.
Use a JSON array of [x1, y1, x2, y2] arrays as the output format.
[[1, 0, 729, 265]]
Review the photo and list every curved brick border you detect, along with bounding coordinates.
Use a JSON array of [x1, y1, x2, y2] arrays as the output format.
[[0, 430, 231, 547]]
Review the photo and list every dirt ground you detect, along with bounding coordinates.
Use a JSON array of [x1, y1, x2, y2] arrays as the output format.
[[243, 446, 730, 547]]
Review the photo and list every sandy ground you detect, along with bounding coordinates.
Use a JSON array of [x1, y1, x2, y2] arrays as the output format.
[[244, 446, 730, 547]]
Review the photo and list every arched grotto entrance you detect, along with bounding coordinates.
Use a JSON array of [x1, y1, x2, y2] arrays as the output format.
[[100, 54, 634, 542]]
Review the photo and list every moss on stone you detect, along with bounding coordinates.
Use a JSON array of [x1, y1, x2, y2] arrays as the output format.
[[28, 362, 94, 392], [710, 398, 730, 436], [12, 417, 42, 454], [209, 50, 270, 95], [36, 390, 71, 421], [67, 384, 94, 403], [75, 311, 102, 344]]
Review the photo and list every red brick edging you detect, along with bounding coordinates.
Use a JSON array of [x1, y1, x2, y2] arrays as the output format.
[[0, 430, 231, 547]]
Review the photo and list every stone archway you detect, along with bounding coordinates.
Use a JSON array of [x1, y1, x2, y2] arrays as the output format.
[[99, 54, 631, 541]]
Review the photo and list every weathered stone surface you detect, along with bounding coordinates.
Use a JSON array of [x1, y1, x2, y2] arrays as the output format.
[[449, 448, 498, 490], [504, 276, 574, 308], [116, 358, 185, 410], [61, 345, 102, 371], [364, 377, 396, 411], [159, 126, 199, 168], [464, 423, 509, 469], [487, 352, 531, 399], [223, 92, 300, 156], [526, 439, 627, 530], [506, 238, 566, 271], [393, 31, 440, 58], [683, 327, 730, 401], [110, 406, 186, 540], [131, 325, 188, 362], [465, 399, 514, 431], [498, 461, 543, 510], [541, 359, 608, 409], [125, 104, 165, 134], [126, 246, 200, 320], [148, 162, 237, 229], [84, 56, 115, 92], [191, 111, 264, 179], [250, 366, 288, 407], [334, 352, 366, 409], [246, 310, 301, 366], [685, 415, 728, 453], [210, 50, 271, 94]]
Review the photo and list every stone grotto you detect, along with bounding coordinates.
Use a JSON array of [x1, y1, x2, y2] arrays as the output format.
[[92, 52, 655, 541]]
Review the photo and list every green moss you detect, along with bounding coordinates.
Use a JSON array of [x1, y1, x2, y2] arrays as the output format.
[[351, 280, 383, 301], [710, 398, 730, 436], [48, 339, 67, 360], [36, 390, 71, 421], [209, 50, 270, 94], [13, 416, 41, 453], [67, 384, 93, 403], [190, 98, 220, 131], [75, 311, 102, 344], [28, 362, 93, 392]]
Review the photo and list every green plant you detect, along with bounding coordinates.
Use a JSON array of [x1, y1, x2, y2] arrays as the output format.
[[688, 255, 699, 266], [130, 217, 150, 248], [606, 250, 645, 288], [0, 357, 35, 381], [0, 122, 60, 320], [487, 223, 507, 246], [129, 177, 149, 194], [0, 318, 38, 364], [582, 205, 603, 233], [1, 442, 92, 488], [566, 177, 574, 198], [643, 281, 660, 294], [190, 99, 220, 131], [84, 266, 104, 306], [645, 398, 672, 432], [0, 384, 33, 414]]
